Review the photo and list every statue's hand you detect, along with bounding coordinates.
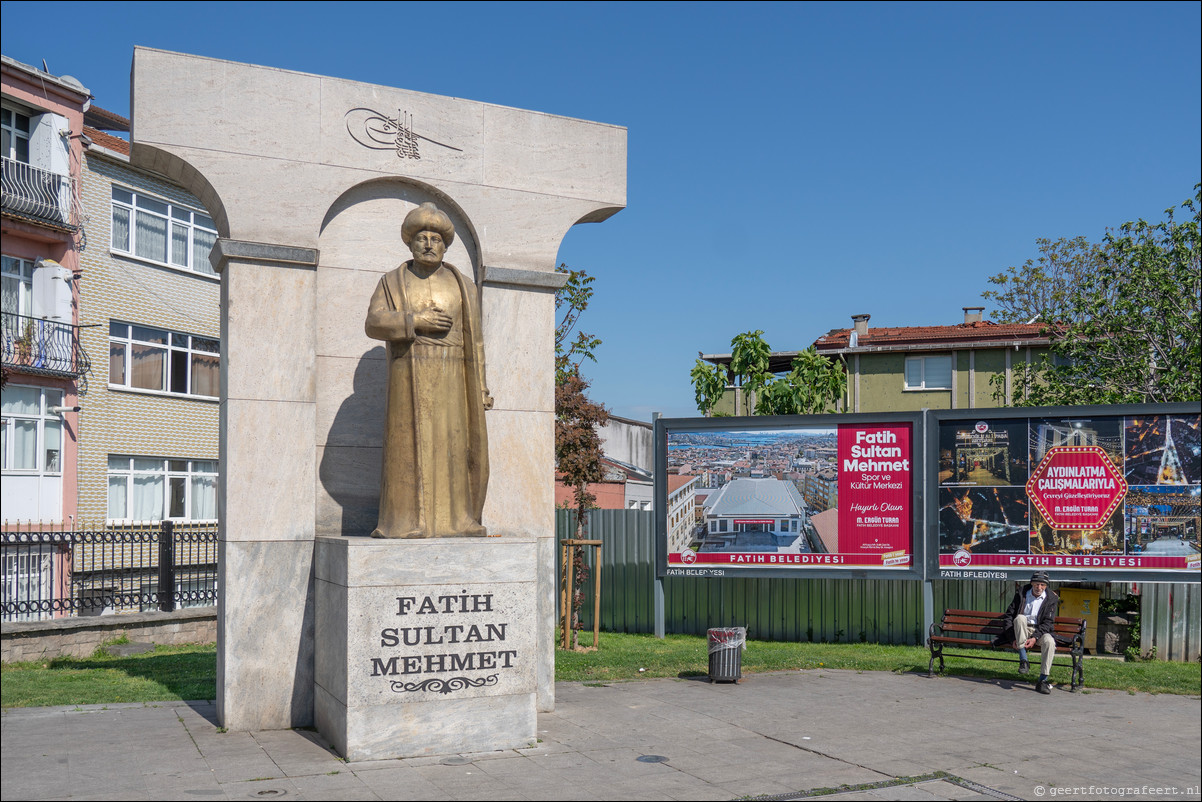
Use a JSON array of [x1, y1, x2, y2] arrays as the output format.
[[414, 306, 453, 333], [483, 391, 494, 410]]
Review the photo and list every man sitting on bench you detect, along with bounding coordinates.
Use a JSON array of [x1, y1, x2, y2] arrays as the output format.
[[995, 571, 1059, 694]]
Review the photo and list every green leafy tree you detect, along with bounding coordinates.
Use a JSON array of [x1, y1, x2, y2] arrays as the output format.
[[983, 236, 1103, 324], [690, 357, 728, 416], [757, 346, 847, 415], [554, 266, 608, 648], [992, 185, 1201, 405], [555, 267, 602, 386], [729, 330, 773, 411], [691, 332, 846, 416]]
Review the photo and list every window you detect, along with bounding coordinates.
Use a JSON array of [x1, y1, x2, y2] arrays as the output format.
[[111, 187, 218, 276], [2, 547, 53, 622], [1, 107, 31, 163], [108, 322, 219, 398], [106, 456, 218, 522], [1, 386, 62, 474], [904, 355, 952, 390], [1, 255, 34, 317]]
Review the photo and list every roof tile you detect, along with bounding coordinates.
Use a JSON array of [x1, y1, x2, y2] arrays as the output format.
[[813, 320, 1050, 350]]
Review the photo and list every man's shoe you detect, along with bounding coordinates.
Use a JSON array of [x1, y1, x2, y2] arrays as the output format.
[[1018, 657, 1030, 674], [1036, 679, 1051, 694]]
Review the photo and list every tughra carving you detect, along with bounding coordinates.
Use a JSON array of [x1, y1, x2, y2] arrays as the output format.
[[366, 202, 490, 538]]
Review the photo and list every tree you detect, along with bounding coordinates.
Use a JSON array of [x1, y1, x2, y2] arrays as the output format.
[[689, 357, 728, 416], [554, 372, 608, 649], [554, 266, 608, 649], [757, 346, 847, 415], [728, 329, 774, 407], [982, 236, 1103, 324], [690, 330, 846, 416], [555, 267, 602, 386], [990, 185, 1201, 405]]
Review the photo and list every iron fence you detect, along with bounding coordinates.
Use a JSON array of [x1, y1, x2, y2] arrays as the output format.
[[1, 520, 218, 621]]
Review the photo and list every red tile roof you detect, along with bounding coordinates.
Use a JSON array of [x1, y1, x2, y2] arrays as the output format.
[[813, 320, 1051, 351], [667, 475, 696, 492], [85, 125, 129, 155], [84, 106, 130, 132]]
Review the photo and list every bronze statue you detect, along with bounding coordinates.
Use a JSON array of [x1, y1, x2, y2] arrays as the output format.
[[366, 202, 490, 538]]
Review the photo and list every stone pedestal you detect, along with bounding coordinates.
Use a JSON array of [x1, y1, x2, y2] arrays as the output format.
[[314, 536, 537, 761]]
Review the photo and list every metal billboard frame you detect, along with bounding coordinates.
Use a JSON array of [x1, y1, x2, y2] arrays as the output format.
[[654, 410, 926, 581], [925, 402, 1201, 584]]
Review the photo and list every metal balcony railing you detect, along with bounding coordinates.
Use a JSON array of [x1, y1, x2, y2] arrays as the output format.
[[1, 157, 79, 230], [1, 311, 91, 379]]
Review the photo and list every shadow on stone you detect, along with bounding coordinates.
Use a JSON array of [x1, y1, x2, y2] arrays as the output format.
[[185, 700, 220, 726], [319, 350, 385, 537]]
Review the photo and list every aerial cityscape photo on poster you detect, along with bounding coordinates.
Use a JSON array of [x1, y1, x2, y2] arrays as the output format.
[[665, 423, 914, 572], [938, 414, 1201, 572]]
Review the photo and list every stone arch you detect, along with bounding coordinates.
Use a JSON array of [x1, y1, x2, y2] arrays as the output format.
[[318, 176, 480, 284], [314, 177, 482, 539], [128, 143, 230, 238]]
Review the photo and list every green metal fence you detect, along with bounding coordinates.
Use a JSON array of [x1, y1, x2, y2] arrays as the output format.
[[558, 509, 980, 644], [556, 509, 1179, 652]]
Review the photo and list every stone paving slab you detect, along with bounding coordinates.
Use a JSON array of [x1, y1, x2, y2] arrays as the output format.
[[2, 669, 1199, 801]]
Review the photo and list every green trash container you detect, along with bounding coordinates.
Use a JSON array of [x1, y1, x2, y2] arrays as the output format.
[[707, 627, 746, 682]]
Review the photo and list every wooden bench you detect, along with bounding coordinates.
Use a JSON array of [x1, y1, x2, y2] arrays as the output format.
[[927, 608, 1087, 691]]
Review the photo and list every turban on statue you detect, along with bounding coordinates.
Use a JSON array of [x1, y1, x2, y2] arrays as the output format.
[[401, 202, 456, 247]]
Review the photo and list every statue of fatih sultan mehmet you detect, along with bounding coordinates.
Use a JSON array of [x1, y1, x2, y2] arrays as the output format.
[[365, 202, 490, 538]]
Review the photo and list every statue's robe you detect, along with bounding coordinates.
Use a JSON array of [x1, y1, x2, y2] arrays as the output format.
[[365, 260, 489, 537]]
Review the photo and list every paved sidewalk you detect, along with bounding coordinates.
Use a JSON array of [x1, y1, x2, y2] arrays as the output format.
[[3, 669, 1199, 801]]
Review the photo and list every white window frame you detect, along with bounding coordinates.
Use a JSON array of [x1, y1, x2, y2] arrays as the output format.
[[904, 355, 953, 391], [1, 106, 32, 163], [1, 547, 53, 622], [106, 456, 219, 524], [2, 255, 35, 317], [110, 185, 218, 277], [108, 321, 220, 399], [1, 385, 63, 475]]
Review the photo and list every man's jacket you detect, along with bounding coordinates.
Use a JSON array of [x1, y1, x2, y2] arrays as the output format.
[[993, 584, 1060, 645]]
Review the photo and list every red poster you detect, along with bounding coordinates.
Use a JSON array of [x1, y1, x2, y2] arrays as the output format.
[[838, 424, 912, 556]]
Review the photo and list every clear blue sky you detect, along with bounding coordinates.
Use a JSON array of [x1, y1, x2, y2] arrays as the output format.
[[4, 1, 1198, 419]]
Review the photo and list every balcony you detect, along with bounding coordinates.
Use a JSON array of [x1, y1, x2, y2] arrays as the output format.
[[1, 157, 79, 231], [1, 311, 91, 379]]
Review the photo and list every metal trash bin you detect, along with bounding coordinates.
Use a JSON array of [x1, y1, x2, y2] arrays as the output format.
[[707, 627, 746, 682]]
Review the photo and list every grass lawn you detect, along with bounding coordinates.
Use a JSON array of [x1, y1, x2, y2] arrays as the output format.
[[3, 634, 1198, 709], [556, 633, 1201, 696], [1, 643, 217, 708]]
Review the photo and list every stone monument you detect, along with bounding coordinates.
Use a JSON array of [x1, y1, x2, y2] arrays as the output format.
[[129, 49, 625, 758]]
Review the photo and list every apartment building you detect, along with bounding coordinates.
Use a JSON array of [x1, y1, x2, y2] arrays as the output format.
[[812, 308, 1051, 412], [71, 107, 220, 611], [2, 56, 91, 526]]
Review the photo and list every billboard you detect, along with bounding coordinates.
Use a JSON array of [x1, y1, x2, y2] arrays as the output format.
[[933, 406, 1201, 580], [654, 412, 923, 579]]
